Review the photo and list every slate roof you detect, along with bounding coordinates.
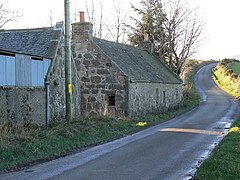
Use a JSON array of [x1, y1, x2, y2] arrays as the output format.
[[93, 38, 182, 84], [0, 23, 63, 59]]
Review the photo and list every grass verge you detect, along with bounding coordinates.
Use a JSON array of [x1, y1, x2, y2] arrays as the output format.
[[0, 60, 213, 172], [195, 118, 240, 179], [212, 59, 240, 99]]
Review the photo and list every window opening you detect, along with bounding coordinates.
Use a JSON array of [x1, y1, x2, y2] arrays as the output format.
[[156, 88, 159, 105], [163, 91, 166, 103], [108, 94, 115, 106], [176, 89, 179, 99]]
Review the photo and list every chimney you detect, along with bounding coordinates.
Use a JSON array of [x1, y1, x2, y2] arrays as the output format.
[[79, 11, 85, 22], [72, 11, 93, 42], [139, 31, 154, 54]]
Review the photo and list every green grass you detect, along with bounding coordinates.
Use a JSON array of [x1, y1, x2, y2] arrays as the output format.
[[0, 60, 213, 172], [195, 117, 240, 179], [0, 108, 192, 172], [230, 62, 240, 75], [212, 73, 240, 100], [212, 62, 240, 100]]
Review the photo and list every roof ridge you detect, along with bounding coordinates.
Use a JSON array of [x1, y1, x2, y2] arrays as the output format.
[[0, 26, 53, 33], [93, 37, 134, 48]]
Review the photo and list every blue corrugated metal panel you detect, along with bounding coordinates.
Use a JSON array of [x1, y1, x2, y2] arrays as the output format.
[[1, 54, 51, 87], [43, 58, 50, 76], [31, 60, 38, 86], [0, 55, 16, 86], [0, 55, 6, 85], [31, 59, 51, 86], [5, 56, 15, 85], [15, 54, 31, 86], [37, 60, 44, 86]]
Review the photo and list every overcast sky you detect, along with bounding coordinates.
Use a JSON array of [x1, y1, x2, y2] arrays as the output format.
[[4, 0, 240, 60]]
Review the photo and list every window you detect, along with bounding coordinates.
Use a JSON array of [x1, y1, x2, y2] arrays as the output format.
[[107, 94, 115, 106]]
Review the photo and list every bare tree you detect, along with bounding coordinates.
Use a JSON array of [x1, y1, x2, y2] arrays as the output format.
[[0, 1, 21, 28], [85, 0, 94, 23], [104, 0, 128, 43], [163, 0, 204, 75], [84, 0, 104, 38], [84, 0, 129, 43], [98, 0, 104, 38]]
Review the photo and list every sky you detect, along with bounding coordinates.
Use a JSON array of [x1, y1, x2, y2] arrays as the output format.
[[3, 0, 240, 60]]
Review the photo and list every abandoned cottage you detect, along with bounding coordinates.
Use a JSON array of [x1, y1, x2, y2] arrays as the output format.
[[71, 15, 183, 118]]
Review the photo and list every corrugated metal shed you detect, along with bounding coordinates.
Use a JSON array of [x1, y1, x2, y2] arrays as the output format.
[[0, 23, 63, 87]]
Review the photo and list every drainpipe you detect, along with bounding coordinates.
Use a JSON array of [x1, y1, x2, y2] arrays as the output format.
[[45, 81, 50, 128]]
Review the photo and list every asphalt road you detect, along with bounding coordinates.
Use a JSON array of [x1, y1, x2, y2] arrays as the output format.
[[1, 64, 239, 180]]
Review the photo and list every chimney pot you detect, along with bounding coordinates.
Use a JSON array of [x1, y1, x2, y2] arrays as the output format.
[[80, 11, 85, 22]]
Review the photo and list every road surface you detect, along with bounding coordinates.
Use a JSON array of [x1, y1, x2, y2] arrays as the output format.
[[0, 64, 239, 180]]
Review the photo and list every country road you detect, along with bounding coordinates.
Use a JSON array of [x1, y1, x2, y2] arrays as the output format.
[[1, 64, 239, 180]]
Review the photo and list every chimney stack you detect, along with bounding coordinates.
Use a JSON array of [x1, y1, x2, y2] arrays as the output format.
[[79, 11, 85, 23], [72, 11, 93, 42], [139, 32, 154, 54]]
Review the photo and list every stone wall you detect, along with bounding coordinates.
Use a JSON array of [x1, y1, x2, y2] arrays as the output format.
[[71, 23, 128, 117], [0, 87, 45, 125], [46, 30, 81, 122], [128, 82, 182, 117]]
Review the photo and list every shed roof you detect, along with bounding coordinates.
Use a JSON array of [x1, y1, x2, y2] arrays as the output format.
[[0, 22, 63, 59], [93, 38, 181, 84]]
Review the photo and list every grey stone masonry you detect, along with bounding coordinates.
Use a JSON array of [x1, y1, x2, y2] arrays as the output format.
[[128, 83, 182, 117], [46, 25, 81, 122], [72, 22, 128, 117], [0, 87, 45, 125]]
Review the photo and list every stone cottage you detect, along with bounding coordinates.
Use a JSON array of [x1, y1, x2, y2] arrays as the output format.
[[71, 14, 182, 117], [0, 22, 81, 125]]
